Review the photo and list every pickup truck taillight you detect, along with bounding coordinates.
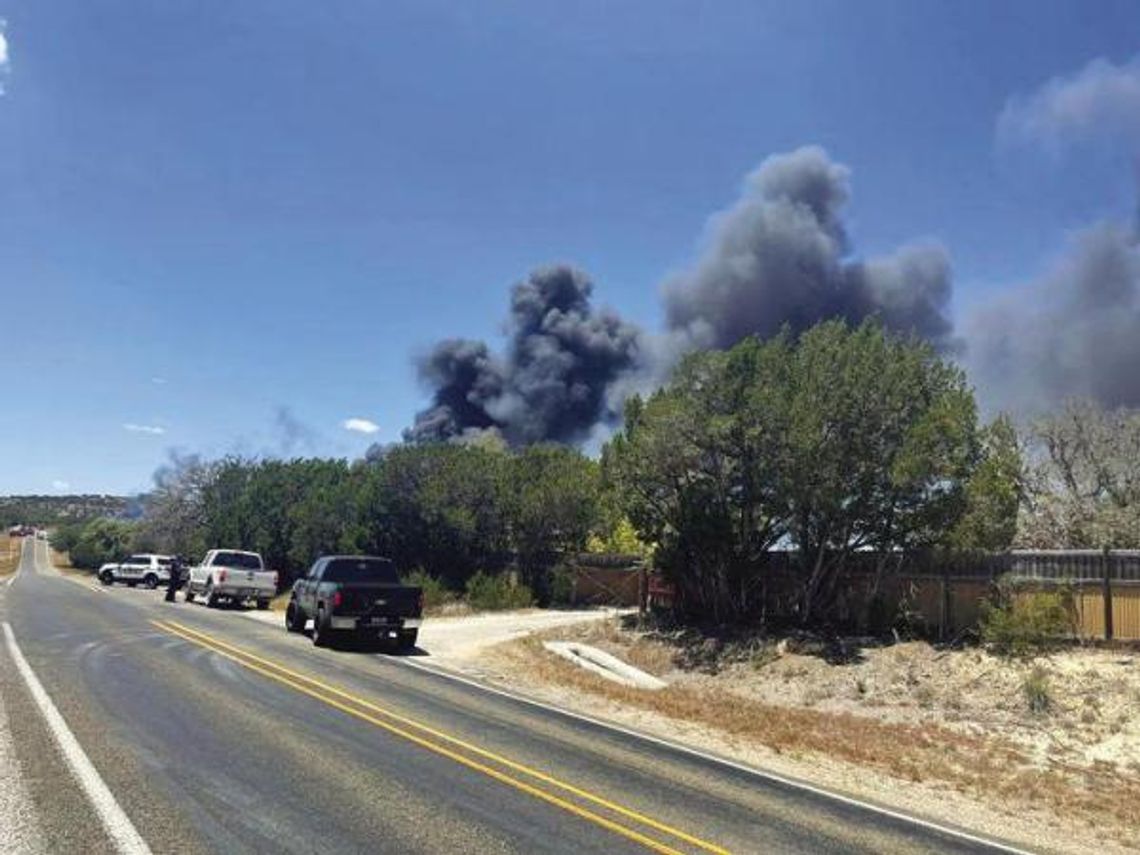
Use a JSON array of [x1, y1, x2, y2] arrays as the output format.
[[331, 589, 343, 609], [218, 569, 228, 583]]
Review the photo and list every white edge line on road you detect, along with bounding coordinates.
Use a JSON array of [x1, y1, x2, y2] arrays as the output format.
[[396, 657, 1035, 855], [2, 622, 152, 855]]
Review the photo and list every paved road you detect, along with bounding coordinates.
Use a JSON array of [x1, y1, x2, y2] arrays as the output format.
[[0, 539, 1028, 854]]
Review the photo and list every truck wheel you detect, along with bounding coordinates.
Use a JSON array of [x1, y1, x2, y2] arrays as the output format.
[[205, 583, 219, 608], [397, 629, 418, 651], [183, 584, 196, 603], [99, 571, 113, 586], [312, 609, 331, 648], [286, 603, 306, 633], [144, 574, 158, 589]]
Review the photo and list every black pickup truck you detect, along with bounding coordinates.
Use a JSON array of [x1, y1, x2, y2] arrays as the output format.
[[285, 555, 423, 649]]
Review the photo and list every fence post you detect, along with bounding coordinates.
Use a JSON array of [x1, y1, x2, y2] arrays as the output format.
[[1103, 546, 1114, 641], [939, 565, 950, 641], [637, 563, 647, 618]]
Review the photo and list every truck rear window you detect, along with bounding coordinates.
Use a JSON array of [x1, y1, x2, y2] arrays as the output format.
[[323, 558, 399, 584], [214, 552, 263, 570]]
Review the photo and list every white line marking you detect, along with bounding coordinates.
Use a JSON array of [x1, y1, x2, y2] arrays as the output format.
[[397, 658, 1034, 855], [2, 623, 152, 854]]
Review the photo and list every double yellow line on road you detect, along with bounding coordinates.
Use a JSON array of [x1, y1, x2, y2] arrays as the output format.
[[150, 619, 730, 855]]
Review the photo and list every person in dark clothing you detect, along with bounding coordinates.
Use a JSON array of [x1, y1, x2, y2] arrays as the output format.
[[165, 555, 184, 602]]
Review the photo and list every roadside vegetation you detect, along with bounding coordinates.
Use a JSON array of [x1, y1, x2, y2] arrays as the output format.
[[1, 536, 22, 576], [49, 441, 642, 611]]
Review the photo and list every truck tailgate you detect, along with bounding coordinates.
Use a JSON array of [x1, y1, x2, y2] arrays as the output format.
[[340, 584, 421, 617]]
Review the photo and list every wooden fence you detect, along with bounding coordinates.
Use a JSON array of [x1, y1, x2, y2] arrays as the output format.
[[639, 550, 1140, 641], [566, 554, 645, 607]]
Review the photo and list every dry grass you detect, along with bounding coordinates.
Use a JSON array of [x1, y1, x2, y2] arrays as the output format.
[[48, 546, 92, 579], [489, 624, 1140, 848], [0, 536, 23, 576]]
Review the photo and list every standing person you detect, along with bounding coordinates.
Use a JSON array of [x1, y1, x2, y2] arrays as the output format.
[[165, 555, 184, 602]]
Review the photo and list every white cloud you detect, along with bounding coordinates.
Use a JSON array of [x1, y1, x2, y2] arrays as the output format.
[[0, 22, 9, 94], [51, 480, 70, 492], [342, 417, 380, 434], [998, 54, 1140, 150], [123, 423, 166, 435], [151, 376, 168, 385]]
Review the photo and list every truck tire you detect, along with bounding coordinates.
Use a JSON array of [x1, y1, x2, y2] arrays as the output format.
[[205, 583, 219, 609], [143, 573, 158, 589], [312, 608, 331, 648], [396, 629, 418, 651], [183, 584, 196, 603], [286, 603, 306, 633], [99, 571, 113, 586]]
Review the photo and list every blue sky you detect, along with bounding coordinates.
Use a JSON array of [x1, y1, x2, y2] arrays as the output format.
[[1, 0, 1138, 494]]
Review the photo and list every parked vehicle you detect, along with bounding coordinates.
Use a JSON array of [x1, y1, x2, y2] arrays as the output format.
[[285, 556, 423, 649], [184, 549, 277, 609], [98, 554, 174, 588]]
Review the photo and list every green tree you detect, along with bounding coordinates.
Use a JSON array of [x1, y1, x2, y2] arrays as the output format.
[[606, 319, 980, 625], [783, 321, 976, 622], [507, 445, 602, 597], [949, 415, 1023, 551], [69, 518, 137, 569], [359, 444, 512, 585], [604, 334, 792, 622]]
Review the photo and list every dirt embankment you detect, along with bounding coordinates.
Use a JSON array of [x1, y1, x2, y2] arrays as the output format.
[[478, 619, 1140, 855]]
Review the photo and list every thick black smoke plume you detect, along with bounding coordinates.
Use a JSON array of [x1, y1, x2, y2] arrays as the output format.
[[407, 147, 957, 446], [663, 146, 955, 350], [406, 266, 645, 446]]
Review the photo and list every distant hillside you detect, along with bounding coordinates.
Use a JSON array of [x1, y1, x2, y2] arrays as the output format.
[[0, 494, 137, 526]]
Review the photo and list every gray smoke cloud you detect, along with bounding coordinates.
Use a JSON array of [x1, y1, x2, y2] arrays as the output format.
[[966, 222, 1140, 414], [406, 266, 646, 446], [662, 146, 955, 351], [965, 53, 1140, 414], [273, 406, 320, 456], [997, 54, 1140, 152], [407, 147, 959, 446]]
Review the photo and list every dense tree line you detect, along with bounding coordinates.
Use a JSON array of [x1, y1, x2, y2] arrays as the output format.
[[1, 495, 131, 527], [126, 444, 616, 601]]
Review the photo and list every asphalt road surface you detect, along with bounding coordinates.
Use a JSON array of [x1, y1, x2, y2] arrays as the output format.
[[0, 538, 1031, 854]]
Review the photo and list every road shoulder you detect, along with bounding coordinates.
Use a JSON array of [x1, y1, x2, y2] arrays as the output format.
[[437, 624, 1129, 855]]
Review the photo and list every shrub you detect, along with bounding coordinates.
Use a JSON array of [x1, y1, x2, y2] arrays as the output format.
[[1023, 665, 1052, 715], [465, 571, 534, 611], [547, 563, 575, 607], [980, 583, 1074, 658], [403, 569, 454, 611], [68, 518, 136, 570]]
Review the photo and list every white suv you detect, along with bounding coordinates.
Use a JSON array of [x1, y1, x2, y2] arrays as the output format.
[[99, 554, 174, 589]]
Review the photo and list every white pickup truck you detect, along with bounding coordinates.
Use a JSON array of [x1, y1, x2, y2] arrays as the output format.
[[184, 549, 278, 609]]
